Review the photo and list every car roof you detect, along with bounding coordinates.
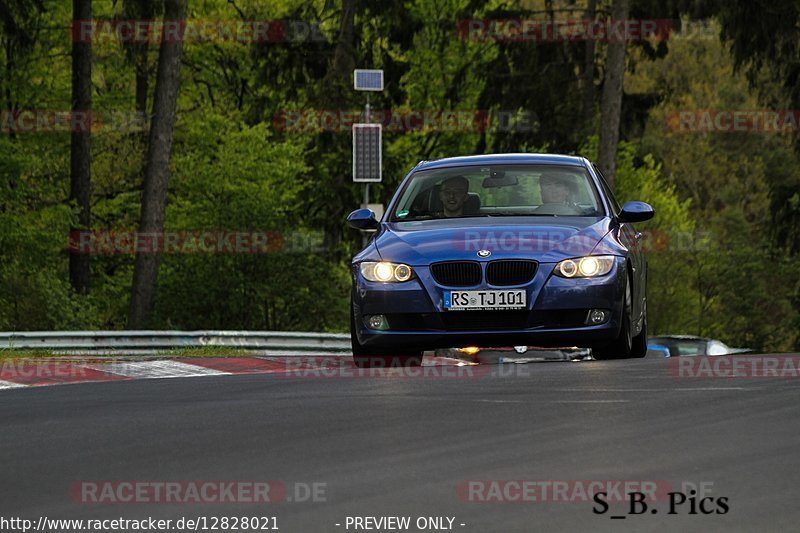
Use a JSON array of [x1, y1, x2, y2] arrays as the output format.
[[415, 153, 587, 171]]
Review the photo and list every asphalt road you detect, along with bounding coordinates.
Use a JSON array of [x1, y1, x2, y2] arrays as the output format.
[[2, 354, 799, 532]]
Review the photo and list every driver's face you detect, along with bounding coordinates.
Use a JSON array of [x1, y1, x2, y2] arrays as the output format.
[[541, 180, 569, 203], [440, 185, 468, 215]]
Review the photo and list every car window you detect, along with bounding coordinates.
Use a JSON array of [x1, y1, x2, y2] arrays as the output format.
[[673, 340, 707, 356], [390, 164, 605, 221], [593, 164, 621, 215]]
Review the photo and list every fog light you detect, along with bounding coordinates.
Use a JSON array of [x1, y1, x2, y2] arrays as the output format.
[[587, 309, 609, 325], [365, 314, 389, 330]]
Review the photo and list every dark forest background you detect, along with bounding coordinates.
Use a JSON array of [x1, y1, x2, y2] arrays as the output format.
[[2, 0, 799, 351]]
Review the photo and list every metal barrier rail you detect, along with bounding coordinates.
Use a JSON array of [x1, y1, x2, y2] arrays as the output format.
[[0, 331, 351, 354], [0, 332, 590, 360]]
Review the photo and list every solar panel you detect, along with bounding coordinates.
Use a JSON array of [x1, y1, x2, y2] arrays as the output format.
[[352, 124, 382, 182], [354, 69, 384, 91]]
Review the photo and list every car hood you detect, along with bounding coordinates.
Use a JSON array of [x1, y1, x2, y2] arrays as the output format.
[[375, 217, 613, 265]]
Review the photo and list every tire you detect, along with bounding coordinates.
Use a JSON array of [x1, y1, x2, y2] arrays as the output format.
[[593, 274, 634, 360], [350, 299, 423, 368]]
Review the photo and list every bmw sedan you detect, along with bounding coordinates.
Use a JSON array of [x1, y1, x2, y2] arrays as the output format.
[[347, 154, 654, 367]]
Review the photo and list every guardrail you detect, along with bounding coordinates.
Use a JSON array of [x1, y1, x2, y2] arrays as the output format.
[[0, 331, 591, 360], [0, 331, 351, 355]]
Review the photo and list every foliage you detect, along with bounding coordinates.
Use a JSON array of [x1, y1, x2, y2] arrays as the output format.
[[1, 1, 799, 350], [582, 137, 699, 336], [627, 21, 800, 349]]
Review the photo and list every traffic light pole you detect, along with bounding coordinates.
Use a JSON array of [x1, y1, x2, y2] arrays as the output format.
[[364, 93, 370, 209], [353, 69, 383, 247], [362, 95, 370, 247]]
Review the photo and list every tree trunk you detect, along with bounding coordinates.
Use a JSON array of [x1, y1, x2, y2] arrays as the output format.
[[122, 0, 154, 117], [597, 0, 629, 190], [321, 0, 357, 257], [69, 0, 92, 294], [127, 0, 187, 329], [582, 0, 597, 130], [330, 0, 356, 82]]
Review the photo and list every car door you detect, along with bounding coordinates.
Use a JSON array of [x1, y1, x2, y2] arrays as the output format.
[[593, 164, 646, 325]]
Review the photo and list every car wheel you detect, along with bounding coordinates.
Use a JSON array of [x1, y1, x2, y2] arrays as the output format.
[[350, 300, 423, 368], [593, 274, 633, 360]]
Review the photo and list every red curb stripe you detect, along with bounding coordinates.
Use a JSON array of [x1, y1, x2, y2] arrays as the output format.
[[0, 355, 469, 390], [180, 357, 305, 374], [0, 362, 128, 386], [184, 356, 464, 375]]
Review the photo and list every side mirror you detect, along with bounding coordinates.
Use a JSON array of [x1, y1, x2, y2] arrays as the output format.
[[618, 201, 654, 223], [347, 208, 380, 230]]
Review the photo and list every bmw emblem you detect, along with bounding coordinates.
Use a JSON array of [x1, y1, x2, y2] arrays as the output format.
[[477, 249, 491, 258]]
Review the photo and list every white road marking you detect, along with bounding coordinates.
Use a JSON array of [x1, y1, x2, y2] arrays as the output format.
[[83, 360, 229, 379], [553, 387, 753, 392], [0, 380, 26, 389], [552, 400, 630, 403]]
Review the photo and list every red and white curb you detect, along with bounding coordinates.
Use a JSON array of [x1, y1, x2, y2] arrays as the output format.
[[82, 360, 231, 379], [0, 355, 469, 390]]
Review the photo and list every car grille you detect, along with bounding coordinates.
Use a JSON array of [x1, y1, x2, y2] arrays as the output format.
[[486, 260, 538, 286], [430, 261, 481, 287]]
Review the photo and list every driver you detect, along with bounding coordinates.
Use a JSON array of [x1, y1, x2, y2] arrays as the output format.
[[438, 176, 469, 217]]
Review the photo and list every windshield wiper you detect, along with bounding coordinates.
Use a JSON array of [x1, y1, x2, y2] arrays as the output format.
[[393, 213, 495, 221], [487, 212, 558, 216]]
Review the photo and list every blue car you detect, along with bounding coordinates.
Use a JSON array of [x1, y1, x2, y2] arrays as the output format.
[[347, 154, 654, 367], [647, 335, 752, 357]]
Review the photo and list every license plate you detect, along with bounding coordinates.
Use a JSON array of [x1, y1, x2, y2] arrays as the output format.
[[444, 290, 526, 311]]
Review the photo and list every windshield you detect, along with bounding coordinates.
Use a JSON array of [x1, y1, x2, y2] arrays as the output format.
[[390, 164, 604, 221]]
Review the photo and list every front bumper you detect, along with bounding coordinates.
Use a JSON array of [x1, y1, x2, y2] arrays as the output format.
[[351, 258, 626, 350]]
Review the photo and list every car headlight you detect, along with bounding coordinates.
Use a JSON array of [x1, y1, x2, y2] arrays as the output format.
[[360, 261, 414, 282], [554, 256, 615, 278]]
